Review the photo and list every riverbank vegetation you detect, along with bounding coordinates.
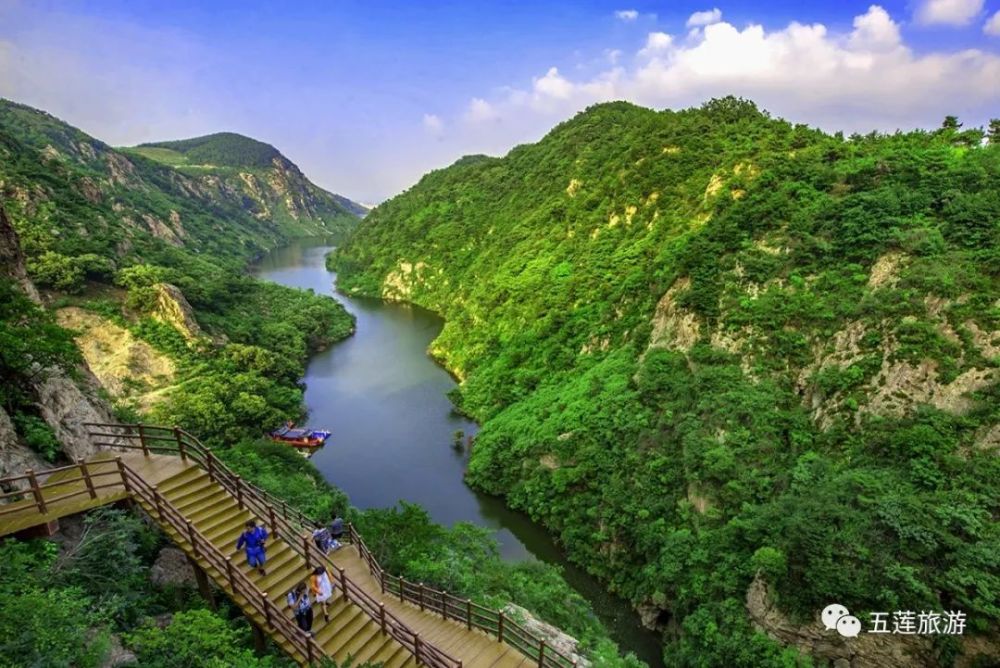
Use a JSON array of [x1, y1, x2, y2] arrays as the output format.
[[332, 98, 1000, 665], [0, 100, 637, 666]]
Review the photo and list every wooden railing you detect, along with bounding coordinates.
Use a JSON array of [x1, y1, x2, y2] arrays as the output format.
[[84, 423, 461, 668], [81, 424, 578, 667], [115, 457, 329, 664], [347, 524, 578, 668], [0, 458, 124, 518]]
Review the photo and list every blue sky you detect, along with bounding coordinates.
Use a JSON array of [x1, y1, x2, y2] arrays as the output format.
[[1, 1, 999, 202]]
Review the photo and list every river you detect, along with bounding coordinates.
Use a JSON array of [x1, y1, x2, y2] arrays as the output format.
[[254, 239, 663, 667]]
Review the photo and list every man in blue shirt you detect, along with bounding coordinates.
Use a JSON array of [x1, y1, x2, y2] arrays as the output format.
[[236, 519, 268, 576]]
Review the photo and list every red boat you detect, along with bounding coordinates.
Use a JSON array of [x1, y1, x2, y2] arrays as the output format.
[[270, 423, 331, 448]]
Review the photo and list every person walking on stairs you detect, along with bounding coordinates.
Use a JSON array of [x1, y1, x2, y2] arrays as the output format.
[[310, 565, 334, 622], [287, 582, 314, 636], [236, 519, 268, 576]]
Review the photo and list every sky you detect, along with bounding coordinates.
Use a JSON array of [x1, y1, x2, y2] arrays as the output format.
[[1, 0, 999, 203]]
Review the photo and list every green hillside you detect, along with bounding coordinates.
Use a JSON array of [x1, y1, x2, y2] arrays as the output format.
[[0, 99, 640, 668], [139, 132, 282, 168], [127, 131, 369, 222], [331, 98, 1000, 665]]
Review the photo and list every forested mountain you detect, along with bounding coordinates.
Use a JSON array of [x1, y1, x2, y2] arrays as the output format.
[[129, 132, 369, 224], [0, 100, 638, 667], [331, 98, 1000, 666]]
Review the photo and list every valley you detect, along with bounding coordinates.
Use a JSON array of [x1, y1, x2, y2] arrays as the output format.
[[0, 94, 997, 667]]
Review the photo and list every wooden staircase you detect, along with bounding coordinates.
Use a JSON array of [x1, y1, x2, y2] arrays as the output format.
[[145, 463, 417, 667], [0, 424, 579, 668]]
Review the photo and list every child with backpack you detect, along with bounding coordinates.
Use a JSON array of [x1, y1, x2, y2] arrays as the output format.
[[287, 581, 314, 636]]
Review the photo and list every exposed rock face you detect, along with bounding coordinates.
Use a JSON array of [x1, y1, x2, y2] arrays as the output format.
[[0, 203, 41, 302], [864, 362, 996, 418], [150, 546, 198, 588], [647, 277, 700, 353], [867, 252, 906, 289], [152, 283, 204, 341], [34, 368, 119, 461], [502, 603, 591, 667], [0, 407, 48, 487], [100, 634, 137, 668], [56, 307, 176, 410], [746, 575, 998, 667], [382, 261, 430, 301], [0, 200, 122, 469], [746, 575, 934, 667]]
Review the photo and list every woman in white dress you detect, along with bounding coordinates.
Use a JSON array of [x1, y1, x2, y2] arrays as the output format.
[[310, 565, 334, 622]]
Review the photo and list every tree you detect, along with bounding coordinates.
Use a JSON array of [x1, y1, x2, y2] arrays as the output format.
[[125, 610, 272, 668], [988, 119, 1000, 144]]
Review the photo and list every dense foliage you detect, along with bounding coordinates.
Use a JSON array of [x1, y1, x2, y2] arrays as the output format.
[[0, 99, 635, 667], [138, 132, 283, 169], [354, 501, 644, 667], [333, 99, 1000, 665]]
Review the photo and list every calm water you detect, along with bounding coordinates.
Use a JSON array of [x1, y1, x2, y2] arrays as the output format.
[[255, 240, 663, 667]]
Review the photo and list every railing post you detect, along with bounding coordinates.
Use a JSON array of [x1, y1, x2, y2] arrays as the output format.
[[25, 469, 46, 514], [153, 486, 164, 519], [116, 457, 131, 494], [306, 639, 315, 664], [225, 557, 236, 591], [302, 535, 312, 569], [77, 459, 97, 499], [498, 610, 505, 643], [174, 426, 186, 462], [281, 500, 289, 519], [268, 506, 277, 539], [186, 520, 199, 558], [379, 602, 387, 634], [263, 592, 272, 628], [380, 570, 386, 595], [206, 452, 215, 482], [467, 599, 473, 630], [235, 476, 244, 510], [415, 634, 422, 665], [338, 567, 347, 598], [398, 576, 406, 602], [441, 590, 448, 620], [138, 424, 150, 456], [538, 639, 546, 667], [418, 582, 425, 611]]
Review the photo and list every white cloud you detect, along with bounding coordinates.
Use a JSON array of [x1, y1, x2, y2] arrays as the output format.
[[686, 8, 722, 28], [638, 32, 673, 58], [422, 113, 444, 137], [984, 9, 1000, 34], [615, 9, 638, 22], [454, 4, 1000, 148], [915, 0, 984, 26], [465, 97, 500, 123], [605, 48, 623, 64], [848, 4, 901, 51]]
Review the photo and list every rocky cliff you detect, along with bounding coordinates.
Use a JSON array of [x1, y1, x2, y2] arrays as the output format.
[[0, 203, 119, 478]]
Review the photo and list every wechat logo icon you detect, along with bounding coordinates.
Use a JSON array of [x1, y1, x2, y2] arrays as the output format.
[[822, 603, 861, 638]]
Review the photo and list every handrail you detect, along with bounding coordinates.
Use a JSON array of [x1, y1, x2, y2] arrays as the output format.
[[347, 524, 578, 668], [2, 422, 582, 667], [83, 423, 462, 668], [114, 457, 327, 664]]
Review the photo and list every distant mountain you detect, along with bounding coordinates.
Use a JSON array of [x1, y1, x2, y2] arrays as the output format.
[[332, 98, 1000, 665], [127, 131, 367, 228], [0, 99, 362, 279]]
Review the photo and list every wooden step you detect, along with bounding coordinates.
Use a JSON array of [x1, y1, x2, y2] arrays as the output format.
[[172, 486, 231, 515], [334, 630, 384, 665], [155, 468, 209, 496], [201, 510, 252, 542], [186, 496, 241, 526]]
